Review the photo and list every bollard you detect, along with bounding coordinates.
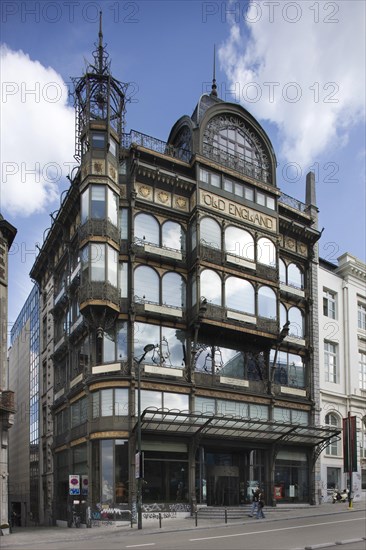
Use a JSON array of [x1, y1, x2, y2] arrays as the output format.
[[195, 511, 198, 527], [159, 512, 162, 528], [224, 508, 227, 524]]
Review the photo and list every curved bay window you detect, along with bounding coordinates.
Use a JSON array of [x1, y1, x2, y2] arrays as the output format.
[[81, 243, 118, 286], [202, 114, 271, 183], [81, 184, 118, 227]]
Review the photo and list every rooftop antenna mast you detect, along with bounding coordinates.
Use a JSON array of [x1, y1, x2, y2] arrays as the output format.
[[211, 44, 218, 97]]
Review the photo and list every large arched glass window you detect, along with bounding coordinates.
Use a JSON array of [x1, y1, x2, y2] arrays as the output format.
[[257, 237, 276, 267], [135, 213, 159, 245], [258, 286, 276, 319], [162, 221, 185, 251], [224, 227, 255, 261], [288, 263, 303, 289], [288, 307, 304, 338], [201, 269, 221, 305], [134, 265, 159, 303], [325, 413, 340, 456], [202, 115, 271, 183], [200, 218, 221, 249], [162, 272, 186, 308], [225, 276, 255, 314]]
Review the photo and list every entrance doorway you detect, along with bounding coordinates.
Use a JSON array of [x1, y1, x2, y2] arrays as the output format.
[[207, 465, 239, 506]]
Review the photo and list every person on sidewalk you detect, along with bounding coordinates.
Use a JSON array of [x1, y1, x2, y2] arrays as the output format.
[[256, 489, 265, 519], [248, 486, 260, 517]]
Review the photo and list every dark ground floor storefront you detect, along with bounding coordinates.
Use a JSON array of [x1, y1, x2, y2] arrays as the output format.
[[53, 413, 339, 522]]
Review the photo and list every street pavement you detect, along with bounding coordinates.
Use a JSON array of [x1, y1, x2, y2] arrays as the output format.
[[1, 502, 365, 549]]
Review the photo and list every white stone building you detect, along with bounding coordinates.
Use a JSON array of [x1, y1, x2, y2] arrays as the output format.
[[318, 253, 366, 502]]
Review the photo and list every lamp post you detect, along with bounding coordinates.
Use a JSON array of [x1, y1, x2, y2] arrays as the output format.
[[136, 344, 155, 530]]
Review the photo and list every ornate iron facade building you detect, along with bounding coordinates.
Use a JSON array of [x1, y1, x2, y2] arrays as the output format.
[[29, 24, 340, 525]]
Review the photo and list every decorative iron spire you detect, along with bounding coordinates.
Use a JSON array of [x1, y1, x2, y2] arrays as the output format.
[[91, 11, 109, 75], [210, 44, 218, 97]]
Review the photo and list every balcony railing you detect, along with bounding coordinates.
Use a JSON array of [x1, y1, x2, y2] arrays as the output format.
[[79, 281, 119, 306], [122, 130, 192, 162], [279, 192, 307, 213]]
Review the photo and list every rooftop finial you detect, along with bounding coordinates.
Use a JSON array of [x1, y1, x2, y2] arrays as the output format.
[[98, 11, 103, 73], [211, 44, 218, 97], [91, 11, 109, 75]]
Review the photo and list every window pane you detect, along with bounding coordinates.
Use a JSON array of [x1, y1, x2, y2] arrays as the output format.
[[140, 390, 162, 412], [162, 221, 185, 251], [81, 188, 89, 224], [225, 227, 254, 260], [258, 286, 276, 319], [162, 272, 185, 308], [115, 388, 128, 416], [90, 243, 105, 281], [134, 323, 159, 359], [91, 185, 105, 218], [211, 173, 221, 187], [195, 396, 215, 415], [92, 133, 105, 148], [135, 213, 159, 245], [257, 237, 276, 267], [288, 263, 303, 289], [134, 265, 159, 303], [163, 393, 189, 411], [120, 263, 128, 298], [107, 246, 118, 286], [101, 389, 114, 416], [120, 208, 128, 239], [161, 326, 186, 368], [225, 276, 254, 314], [103, 327, 115, 362], [107, 187, 118, 227], [117, 322, 127, 360], [200, 218, 221, 249], [288, 307, 304, 338], [279, 259, 286, 284], [201, 269, 221, 305]]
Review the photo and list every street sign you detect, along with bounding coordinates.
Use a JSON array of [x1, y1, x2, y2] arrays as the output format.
[[69, 474, 80, 495]]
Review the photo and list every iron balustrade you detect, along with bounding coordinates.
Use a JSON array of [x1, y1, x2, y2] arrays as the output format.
[[122, 130, 192, 162]]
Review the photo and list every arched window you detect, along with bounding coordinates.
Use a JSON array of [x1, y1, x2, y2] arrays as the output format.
[[225, 277, 255, 314], [288, 307, 304, 338], [201, 269, 221, 305], [202, 114, 271, 183], [134, 266, 159, 303], [224, 226, 255, 261], [257, 237, 276, 267], [135, 213, 159, 245], [288, 263, 303, 289], [200, 217, 221, 249], [258, 286, 276, 319], [162, 221, 185, 251], [162, 272, 186, 308], [280, 303, 287, 328], [325, 413, 340, 456], [279, 259, 287, 284]]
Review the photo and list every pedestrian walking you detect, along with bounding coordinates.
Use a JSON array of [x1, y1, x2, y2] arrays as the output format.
[[256, 488, 265, 519], [248, 486, 260, 517]]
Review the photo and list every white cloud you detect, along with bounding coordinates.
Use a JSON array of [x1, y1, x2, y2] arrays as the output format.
[[0, 45, 75, 216], [218, 0, 366, 168]]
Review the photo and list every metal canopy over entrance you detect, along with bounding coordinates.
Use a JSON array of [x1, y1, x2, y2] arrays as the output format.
[[135, 408, 341, 446]]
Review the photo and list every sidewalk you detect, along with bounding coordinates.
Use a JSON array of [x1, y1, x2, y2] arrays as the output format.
[[1, 502, 365, 548]]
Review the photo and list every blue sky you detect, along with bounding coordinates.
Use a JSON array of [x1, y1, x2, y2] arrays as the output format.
[[1, 0, 365, 329]]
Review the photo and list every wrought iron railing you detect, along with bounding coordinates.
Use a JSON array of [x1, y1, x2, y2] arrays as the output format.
[[279, 192, 307, 213], [79, 219, 119, 243], [122, 130, 192, 162], [79, 281, 119, 306]]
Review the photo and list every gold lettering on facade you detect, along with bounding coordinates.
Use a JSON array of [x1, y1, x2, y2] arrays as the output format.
[[200, 191, 276, 232]]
